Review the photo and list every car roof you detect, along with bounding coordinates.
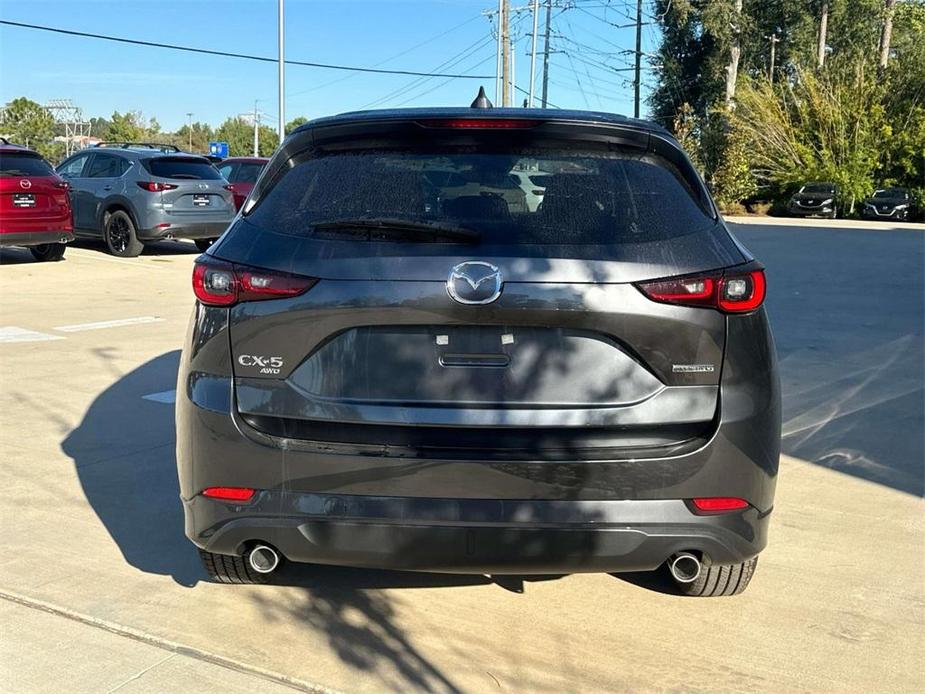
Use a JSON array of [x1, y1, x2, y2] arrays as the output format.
[[89, 143, 209, 160], [292, 107, 671, 137]]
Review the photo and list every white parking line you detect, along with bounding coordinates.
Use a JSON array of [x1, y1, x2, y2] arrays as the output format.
[[0, 326, 65, 344], [142, 389, 176, 404], [53, 316, 164, 333]]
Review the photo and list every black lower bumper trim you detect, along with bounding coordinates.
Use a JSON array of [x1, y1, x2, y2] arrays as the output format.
[[185, 492, 767, 574]]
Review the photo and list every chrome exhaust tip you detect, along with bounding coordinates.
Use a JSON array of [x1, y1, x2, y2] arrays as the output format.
[[668, 552, 702, 583], [247, 544, 280, 574]]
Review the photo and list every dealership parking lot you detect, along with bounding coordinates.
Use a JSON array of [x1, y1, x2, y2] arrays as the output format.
[[1, 222, 923, 693]]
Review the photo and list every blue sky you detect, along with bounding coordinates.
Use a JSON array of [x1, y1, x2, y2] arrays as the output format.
[[0, 0, 659, 132]]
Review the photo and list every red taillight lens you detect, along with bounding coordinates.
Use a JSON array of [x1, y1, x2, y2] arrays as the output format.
[[137, 181, 178, 192], [636, 268, 765, 314], [192, 256, 318, 307], [54, 180, 70, 190], [224, 184, 234, 192], [691, 497, 750, 514], [418, 118, 541, 129], [202, 486, 255, 502]]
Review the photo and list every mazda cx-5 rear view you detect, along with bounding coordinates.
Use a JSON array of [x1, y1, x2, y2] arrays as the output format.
[[176, 106, 780, 597]]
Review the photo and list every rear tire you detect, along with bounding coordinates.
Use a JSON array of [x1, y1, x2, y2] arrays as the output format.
[[674, 556, 758, 597], [198, 548, 276, 584], [103, 210, 143, 258], [194, 238, 217, 252], [29, 243, 67, 262]]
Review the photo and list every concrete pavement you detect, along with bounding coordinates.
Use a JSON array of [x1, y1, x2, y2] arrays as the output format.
[[0, 229, 923, 693]]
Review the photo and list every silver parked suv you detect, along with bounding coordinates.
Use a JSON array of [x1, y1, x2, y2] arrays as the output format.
[[56, 143, 236, 256]]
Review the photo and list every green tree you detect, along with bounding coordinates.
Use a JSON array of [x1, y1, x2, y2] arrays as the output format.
[[285, 116, 308, 135], [214, 118, 279, 157], [107, 111, 145, 142], [731, 65, 886, 211], [175, 121, 214, 153], [0, 97, 55, 156]]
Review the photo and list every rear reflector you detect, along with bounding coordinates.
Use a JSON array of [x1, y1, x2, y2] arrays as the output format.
[[192, 255, 318, 307], [691, 497, 749, 513], [202, 487, 255, 502], [418, 118, 541, 129], [636, 267, 766, 314]]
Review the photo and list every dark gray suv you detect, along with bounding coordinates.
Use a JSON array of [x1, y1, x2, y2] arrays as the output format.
[[56, 143, 235, 256], [176, 105, 780, 597]]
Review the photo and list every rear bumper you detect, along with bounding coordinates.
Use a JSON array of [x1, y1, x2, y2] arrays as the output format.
[[138, 220, 231, 241], [0, 230, 75, 247], [184, 492, 768, 573]]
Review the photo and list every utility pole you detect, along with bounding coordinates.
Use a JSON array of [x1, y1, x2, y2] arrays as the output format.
[[528, 0, 539, 107], [495, 0, 503, 104], [725, 0, 743, 106], [879, 0, 896, 74], [501, 0, 511, 106], [186, 112, 193, 151], [768, 34, 780, 84], [278, 0, 285, 141], [540, 0, 552, 108], [253, 100, 260, 157], [634, 0, 642, 118], [817, 2, 829, 68]]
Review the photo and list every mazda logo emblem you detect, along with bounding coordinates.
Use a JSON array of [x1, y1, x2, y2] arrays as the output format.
[[19, 179, 31, 189], [447, 261, 503, 305]]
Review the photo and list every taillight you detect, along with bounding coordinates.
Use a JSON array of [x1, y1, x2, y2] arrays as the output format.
[[202, 486, 255, 502], [636, 267, 766, 314], [418, 118, 542, 129], [137, 181, 178, 192], [54, 180, 69, 190], [691, 497, 750, 514], [192, 256, 318, 307]]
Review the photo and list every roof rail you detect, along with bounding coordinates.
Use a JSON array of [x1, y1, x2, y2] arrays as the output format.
[[94, 142, 181, 153]]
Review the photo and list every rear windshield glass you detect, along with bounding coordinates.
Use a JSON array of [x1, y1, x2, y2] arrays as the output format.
[[233, 162, 265, 184], [247, 149, 714, 245], [0, 153, 54, 177], [143, 156, 221, 180]]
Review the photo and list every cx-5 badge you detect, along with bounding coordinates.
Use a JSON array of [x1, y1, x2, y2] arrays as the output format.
[[447, 261, 503, 305]]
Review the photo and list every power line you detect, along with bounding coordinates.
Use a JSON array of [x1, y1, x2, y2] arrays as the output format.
[[0, 19, 494, 80]]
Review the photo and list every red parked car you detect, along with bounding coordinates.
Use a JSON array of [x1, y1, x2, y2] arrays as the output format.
[[217, 157, 268, 210], [0, 138, 74, 261]]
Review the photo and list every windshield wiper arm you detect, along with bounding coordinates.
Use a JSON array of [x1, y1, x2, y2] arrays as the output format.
[[312, 217, 480, 243]]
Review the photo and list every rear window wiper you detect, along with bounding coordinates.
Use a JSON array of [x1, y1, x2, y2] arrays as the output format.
[[311, 217, 480, 243]]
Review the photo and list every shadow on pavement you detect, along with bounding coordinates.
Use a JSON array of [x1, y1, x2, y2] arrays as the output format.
[[71, 238, 201, 256], [61, 350, 202, 586], [61, 350, 568, 691], [731, 224, 925, 496]]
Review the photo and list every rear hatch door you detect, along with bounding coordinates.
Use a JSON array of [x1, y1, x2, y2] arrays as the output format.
[[216, 124, 746, 455]]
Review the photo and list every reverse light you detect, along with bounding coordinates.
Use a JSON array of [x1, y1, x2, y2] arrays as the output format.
[[192, 256, 318, 307], [636, 267, 766, 314], [691, 497, 750, 514], [202, 487, 255, 502], [137, 181, 178, 192]]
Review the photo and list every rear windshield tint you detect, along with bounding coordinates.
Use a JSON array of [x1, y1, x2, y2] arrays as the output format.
[[247, 149, 715, 245], [143, 156, 221, 180], [0, 153, 54, 177]]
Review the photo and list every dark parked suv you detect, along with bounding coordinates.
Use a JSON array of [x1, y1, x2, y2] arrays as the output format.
[[177, 102, 781, 597], [56, 143, 235, 256]]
